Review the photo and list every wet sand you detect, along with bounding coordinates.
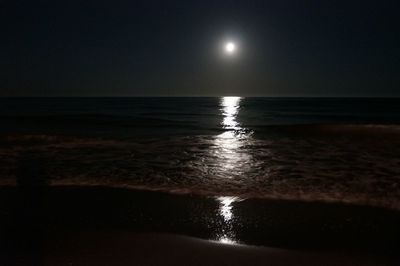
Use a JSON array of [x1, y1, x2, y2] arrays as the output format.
[[0, 186, 399, 265]]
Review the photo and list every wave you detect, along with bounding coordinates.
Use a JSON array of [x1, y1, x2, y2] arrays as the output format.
[[0, 114, 211, 136], [249, 124, 400, 138], [2, 113, 400, 136], [1, 124, 399, 211]]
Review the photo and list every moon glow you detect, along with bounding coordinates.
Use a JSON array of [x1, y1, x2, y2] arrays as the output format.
[[225, 42, 236, 54]]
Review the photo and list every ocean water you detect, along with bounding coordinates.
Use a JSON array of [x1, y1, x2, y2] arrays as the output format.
[[1, 97, 400, 209]]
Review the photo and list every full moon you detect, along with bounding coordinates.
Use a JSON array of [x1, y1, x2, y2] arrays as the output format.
[[225, 42, 236, 54]]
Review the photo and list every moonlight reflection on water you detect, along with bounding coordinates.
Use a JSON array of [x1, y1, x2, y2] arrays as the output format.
[[215, 97, 250, 244], [221, 96, 241, 130]]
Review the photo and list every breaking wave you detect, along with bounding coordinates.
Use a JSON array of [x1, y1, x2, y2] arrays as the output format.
[[1, 123, 400, 210]]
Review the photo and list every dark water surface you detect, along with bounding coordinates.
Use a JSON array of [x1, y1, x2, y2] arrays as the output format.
[[0, 97, 400, 246]]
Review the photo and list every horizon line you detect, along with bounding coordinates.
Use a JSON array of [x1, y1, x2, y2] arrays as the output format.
[[1, 95, 400, 98]]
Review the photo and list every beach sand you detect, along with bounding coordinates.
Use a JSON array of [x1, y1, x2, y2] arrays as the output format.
[[42, 231, 392, 266], [0, 186, 399, 265]]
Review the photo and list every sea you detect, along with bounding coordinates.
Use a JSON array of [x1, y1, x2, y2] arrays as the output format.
[[0, 97, 399, 209]]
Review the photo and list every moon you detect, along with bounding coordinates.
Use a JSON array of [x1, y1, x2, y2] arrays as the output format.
[[224, 42, 236, 54]]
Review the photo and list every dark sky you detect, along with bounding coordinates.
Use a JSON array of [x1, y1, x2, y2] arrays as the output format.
[[1, 0, 399, 96]]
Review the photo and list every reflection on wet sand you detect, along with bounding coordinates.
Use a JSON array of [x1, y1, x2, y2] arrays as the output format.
[[214, 97, 251, 244], [216, 196, 241, 244]]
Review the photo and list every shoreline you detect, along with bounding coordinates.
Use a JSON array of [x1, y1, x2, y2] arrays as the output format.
[[1, 185, 399, 265]]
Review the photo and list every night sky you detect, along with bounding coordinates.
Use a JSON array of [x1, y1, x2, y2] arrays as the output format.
[[1, 0, 399, 97]]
